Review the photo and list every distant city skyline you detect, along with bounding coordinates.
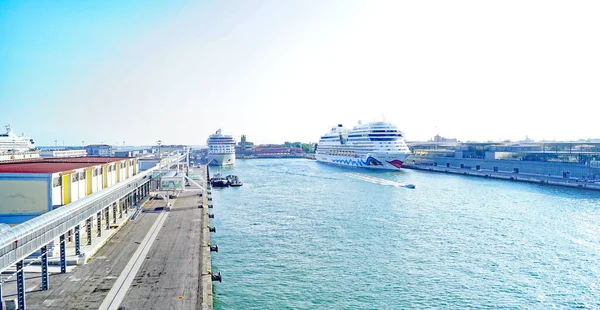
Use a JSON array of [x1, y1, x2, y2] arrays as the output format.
[[1, 1, 599, 146]]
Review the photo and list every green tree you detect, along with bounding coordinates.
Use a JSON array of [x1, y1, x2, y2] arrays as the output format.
[[301, 143, 315, 153]]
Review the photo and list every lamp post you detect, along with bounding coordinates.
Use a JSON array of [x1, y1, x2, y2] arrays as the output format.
[[157, 140, 162, 169], [186, 146, 190, 177]]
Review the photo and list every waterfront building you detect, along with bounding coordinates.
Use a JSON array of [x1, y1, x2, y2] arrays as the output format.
[[235, 135, 253, 155], [40, 149, 88, 158], [433, 135, 458, 143], [114, 148, 152, 158], [85, 144, 113, 157], [248, 145, 305, 158], [0, 151, 41, 162], [408, 141, 600, 180], [0, 157, 139, 224]]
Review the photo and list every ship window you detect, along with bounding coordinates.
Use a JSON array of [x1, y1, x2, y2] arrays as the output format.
[[80, 172, 85, 179], [53, 177, 61, 187]]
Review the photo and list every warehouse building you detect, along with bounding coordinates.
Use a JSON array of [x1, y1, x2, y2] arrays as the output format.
[[85, 144, 113, 157], [40, 149, 88, 158], [0, 157, 139, 224]]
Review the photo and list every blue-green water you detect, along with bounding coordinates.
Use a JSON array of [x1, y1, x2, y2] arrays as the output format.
[[210, 159, 600, 309]]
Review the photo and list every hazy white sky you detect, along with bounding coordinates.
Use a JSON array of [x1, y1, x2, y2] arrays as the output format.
[[1, 0, 599, 146]]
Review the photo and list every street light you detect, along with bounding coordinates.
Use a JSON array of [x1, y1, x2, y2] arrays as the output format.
[[157, 140, 162, 169]]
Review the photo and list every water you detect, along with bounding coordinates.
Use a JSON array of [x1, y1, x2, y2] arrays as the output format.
[[209, 159, 600, 309]]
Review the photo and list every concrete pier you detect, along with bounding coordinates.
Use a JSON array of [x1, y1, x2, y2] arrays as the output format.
[[200, 170, 214, 310], [2, 166, 214, 310], [2, 201, 163, 309], [115, 190, 211, 310], [403, 163, 600, 191]]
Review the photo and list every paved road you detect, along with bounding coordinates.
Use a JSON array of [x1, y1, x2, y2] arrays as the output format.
[[118, 191, 205, 310], [14, 201, 162, 310]]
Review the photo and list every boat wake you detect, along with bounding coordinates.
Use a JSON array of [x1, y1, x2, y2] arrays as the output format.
[[346, 173, 416, 189]]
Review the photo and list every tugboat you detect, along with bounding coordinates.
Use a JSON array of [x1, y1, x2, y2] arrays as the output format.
[[209, 173, 243, 187], [226, 175, 243, 187], [210, 173, 230, 187]]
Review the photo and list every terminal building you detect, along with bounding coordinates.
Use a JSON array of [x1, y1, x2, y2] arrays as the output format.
[[248, 146, 305, 158], [40, 149, 88, 158], [85, 144, 113, 157], [407, 141, 600, 181], [114, 148, 153, 158], [0, 157, 139, 224], [0, 151, 40, 162]]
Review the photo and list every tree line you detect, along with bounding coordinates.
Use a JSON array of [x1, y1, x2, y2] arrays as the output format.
[[284, 142, 316, 154]]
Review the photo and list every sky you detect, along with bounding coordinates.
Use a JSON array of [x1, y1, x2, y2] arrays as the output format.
[[1, 0, 599, 146]]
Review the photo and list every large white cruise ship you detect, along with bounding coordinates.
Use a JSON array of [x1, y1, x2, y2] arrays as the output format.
[[207, 129, 236, 167], [315, 121, 411, 170], [0, 125, 35, 153]]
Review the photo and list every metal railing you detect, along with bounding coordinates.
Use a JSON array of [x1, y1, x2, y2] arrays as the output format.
[[0, 168, 155, 272]]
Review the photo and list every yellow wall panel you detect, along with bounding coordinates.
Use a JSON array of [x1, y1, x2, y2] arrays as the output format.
[[86, 169, 92, 195], [103, 165, 108, 189], [62, 174, 71, 205]]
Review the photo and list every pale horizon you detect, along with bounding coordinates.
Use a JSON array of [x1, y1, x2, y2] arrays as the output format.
[[1, 1, 599, 146]]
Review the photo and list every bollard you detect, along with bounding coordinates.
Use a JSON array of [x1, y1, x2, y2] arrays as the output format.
[[211, 272, 222, 282], [208, 214, 214, 219], [208, 205, 213, 209], [210, 245, 219, 252], [209, 227, 216, 233]]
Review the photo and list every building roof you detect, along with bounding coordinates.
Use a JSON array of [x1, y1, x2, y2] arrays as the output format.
[[85, 144, 112, 147], [0, 157, 132, 174], [42, 157, 128, 163]]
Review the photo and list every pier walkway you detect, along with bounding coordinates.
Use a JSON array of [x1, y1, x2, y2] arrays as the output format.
[[115, 191, 207, 310], [6, 200, 162, 309]]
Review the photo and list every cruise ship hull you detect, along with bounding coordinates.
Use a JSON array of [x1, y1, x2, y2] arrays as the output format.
[[316, 153, 411, 170], [208, 153, 235, 167]]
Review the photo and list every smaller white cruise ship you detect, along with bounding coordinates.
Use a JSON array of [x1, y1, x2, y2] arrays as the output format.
[[316, 121, 411, 170], [0, 125, 35, 153], [207, 129, 236, 167]]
